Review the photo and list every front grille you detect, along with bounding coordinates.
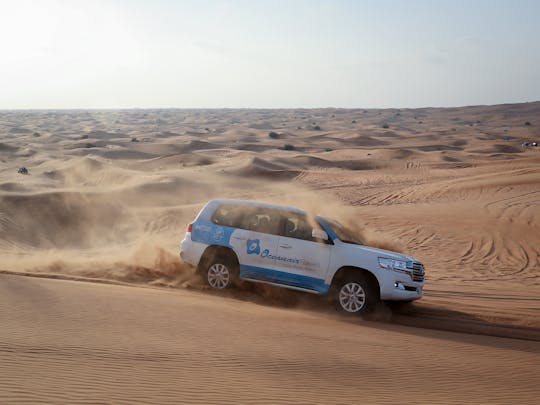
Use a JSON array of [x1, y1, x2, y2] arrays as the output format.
[[407, 261, 425, 282]]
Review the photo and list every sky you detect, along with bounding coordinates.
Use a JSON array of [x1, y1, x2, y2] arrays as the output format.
[[0, 0, 539, 109]]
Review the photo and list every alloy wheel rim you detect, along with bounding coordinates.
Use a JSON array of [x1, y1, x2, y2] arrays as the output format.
[[208, 263, 230, 289], [339, 282, 366, 312]]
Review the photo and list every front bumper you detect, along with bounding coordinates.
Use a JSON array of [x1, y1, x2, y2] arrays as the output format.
[[379, 271, 424, 301]]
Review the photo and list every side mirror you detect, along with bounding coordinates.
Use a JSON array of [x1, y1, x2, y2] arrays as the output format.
[[312, 229, 328, 241]]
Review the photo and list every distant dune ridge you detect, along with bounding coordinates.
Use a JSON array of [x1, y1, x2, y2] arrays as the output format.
[[1, 103, 540, 403]]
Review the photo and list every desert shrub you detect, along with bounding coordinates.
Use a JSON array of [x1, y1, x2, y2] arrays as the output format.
[[296, 126, 302, 130], [525, 121, 531, 126], [131, 137, 139, 142], [268, 131, 279, 139], [283, 144, 295, 151], [382, 123, 389, 129], [33, 132, 40, 137], [313, 125, 321, 130], [351, 120, 356, 123], [81, 134, 89, 139], [0, 143, 18, 152], [325, 148, 333, 152]]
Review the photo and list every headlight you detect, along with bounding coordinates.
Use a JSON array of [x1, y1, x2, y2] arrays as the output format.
[[378, 257, 408, 272]]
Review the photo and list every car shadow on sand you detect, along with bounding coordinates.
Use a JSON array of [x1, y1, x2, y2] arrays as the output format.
[[196, 278, 540, 347]]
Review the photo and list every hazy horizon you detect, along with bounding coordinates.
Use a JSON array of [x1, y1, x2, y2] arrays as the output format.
[[1, 0, 539, 109], [1, 100, 540, 112]]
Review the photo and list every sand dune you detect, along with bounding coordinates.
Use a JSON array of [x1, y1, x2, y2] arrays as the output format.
[[1, 103, 540, 403], [226, 156, 300, 179]]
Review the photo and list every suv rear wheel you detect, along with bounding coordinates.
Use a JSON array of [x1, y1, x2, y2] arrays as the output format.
[[205, 256, 238, 289]]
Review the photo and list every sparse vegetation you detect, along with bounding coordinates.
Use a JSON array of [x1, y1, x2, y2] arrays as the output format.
[[81, 134, 89, 139], [33, 132, 41, 137], [325, 148, 333, 152], [283, 144, 295, 151], [0, 143, 18, 152], [8, 127, 31, 134], [525, 121, 531, 126], [382, 123, 389, 129], [296, 126, 302, 130], [313, 125, 321, 131], [131, 137, 139, 142], [268, 131, 280, 139], [351, 120, 356, 123]]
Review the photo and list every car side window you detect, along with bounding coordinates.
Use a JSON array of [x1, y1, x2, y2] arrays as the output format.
[[211, 204, 243, 228], [241, 208, 281, 235], [281, 213, 314, 241]]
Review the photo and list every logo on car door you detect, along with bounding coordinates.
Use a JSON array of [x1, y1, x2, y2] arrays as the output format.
[[246, 239, 261, 255]]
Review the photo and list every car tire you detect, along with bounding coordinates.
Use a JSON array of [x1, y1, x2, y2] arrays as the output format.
[[205, 256, 238, 289], [335, 274, 377, 315]]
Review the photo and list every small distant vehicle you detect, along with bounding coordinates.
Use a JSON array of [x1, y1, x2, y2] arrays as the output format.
[[180, 199, 425, 314]]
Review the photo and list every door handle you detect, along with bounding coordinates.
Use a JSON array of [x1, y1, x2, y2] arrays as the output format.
[[280, 244, 292, 249]]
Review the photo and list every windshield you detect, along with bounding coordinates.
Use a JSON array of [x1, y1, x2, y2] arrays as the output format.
[[318, 217, 364, 245]]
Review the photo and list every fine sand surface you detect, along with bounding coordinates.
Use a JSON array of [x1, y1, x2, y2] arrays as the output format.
[[1, 274, 539, 404], [1, 104, 540, 403]]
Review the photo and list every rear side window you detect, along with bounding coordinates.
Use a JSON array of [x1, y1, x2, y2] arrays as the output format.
[[211, 204, 244, 228], [211, 204, 281, 235]]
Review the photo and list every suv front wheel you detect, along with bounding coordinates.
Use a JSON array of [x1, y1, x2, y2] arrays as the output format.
[[335, 275, 376, 314]]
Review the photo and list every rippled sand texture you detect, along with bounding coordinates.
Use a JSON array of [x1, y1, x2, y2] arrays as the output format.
[[1, 275, 539, 405]]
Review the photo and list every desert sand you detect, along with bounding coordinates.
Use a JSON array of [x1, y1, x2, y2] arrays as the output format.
[[1, 103, 539, 403]]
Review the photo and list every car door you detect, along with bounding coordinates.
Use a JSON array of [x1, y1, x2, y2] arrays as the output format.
[[273, 212, 331, 293], [230, 207, 282, 281]]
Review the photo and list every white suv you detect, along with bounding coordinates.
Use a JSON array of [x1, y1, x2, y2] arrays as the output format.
[[181, 199, 425, 314]]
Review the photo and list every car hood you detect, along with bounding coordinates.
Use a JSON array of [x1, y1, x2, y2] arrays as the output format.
[[347, 244, 417, 263]]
